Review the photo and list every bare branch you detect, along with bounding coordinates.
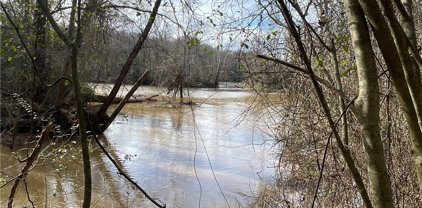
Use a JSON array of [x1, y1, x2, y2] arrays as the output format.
[[256, 54, 346, 99]]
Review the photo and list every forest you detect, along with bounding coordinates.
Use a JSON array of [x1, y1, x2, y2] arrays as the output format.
[[1, 0, 422, 207]]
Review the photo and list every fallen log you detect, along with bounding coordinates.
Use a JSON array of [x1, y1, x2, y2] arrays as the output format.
[[94, 94, 159, 104]]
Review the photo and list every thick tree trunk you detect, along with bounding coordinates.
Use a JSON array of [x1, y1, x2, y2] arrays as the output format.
[[54, 0, 75, 108], [400, 0, 417, 47], [344, 0, 393, 207], [357, 0, 422, 197], [34, 0, 47, 78]]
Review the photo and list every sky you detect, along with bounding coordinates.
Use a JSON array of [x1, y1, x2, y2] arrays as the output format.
[[36, 0, 322, 51], [100, 0, 272, 50]]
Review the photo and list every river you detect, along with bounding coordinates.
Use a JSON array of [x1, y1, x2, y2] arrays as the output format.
[[1, 86, 278, 207]]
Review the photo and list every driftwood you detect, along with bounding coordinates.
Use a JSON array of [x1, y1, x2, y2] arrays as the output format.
[[94, 94, 159, 104]]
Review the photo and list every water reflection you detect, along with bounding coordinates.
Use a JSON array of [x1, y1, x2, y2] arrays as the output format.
[[1, 88, 276, 207]]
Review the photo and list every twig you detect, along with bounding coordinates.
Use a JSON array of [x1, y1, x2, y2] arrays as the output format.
[[256, 54, 346, 99], [24, 178, 36, 208], [190, 105, 230, 207], [311, 96, 357, 208]]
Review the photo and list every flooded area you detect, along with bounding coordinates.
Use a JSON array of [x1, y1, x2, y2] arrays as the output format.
[[1, 86, 278, 207]]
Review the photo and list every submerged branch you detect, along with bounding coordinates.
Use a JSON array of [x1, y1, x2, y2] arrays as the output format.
[[88, 120, 166, 208], [7, 123, 55, 208]]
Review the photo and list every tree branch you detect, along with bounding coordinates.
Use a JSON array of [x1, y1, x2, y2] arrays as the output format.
[[256, 54, 346, 98], [36, 0, 72, 46]]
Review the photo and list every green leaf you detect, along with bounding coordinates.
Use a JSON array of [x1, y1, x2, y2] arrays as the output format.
[[187, 37, 200, 48], [291, 53, 297, 61], [7, 57, 13, 62], [50, 30, 55, 40], [336, 36, 349, 43], [341, 45, 349, 52], [315, 57, 324, 67], [266, 34, 271, 40]]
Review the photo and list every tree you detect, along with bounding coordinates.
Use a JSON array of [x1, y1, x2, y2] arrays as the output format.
[[344, 0, 393, 206], [355, 0, 422, 197]]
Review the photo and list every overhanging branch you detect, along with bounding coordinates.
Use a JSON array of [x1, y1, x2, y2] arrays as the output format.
[[256, 54, 346, 99]]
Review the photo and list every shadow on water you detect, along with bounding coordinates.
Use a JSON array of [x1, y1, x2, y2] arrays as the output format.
[[1, 87, 277, 207]]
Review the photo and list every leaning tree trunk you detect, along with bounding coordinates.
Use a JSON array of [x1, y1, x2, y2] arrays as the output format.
[[95, 0, 162, 123], [379, 0, 422, 133], [344, 0, 393, 207]]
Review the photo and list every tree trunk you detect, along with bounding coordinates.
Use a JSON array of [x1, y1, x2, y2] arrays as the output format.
[[70, 45, 92, 208], [379, 0, 422, 133], [34, 0, 47, 79], [400, 0, 417, 47], [357, 0, 422, 197], [344, 0, 393, 207], [95, 0, 162, 121], [55, 0, 76, 108], [101, 70, 150, 131]]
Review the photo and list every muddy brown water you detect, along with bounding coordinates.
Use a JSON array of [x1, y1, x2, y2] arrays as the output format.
[[1, 86, 278, 207]]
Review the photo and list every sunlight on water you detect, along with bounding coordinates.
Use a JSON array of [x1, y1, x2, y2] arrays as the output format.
[[1, 86, 278, 207]]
